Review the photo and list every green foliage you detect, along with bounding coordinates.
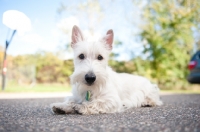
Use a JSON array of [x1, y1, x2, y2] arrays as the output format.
[[109, 60, 136, 74], [6, 51, 73, 85], [138, 0, 200, 89], [35, 52, 74, 83]]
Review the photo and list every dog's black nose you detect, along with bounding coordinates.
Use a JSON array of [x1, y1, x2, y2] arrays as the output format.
[[85, 73, 96, 85]]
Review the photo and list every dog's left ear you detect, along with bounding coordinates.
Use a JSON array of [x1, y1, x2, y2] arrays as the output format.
[[103, 29, 114, 50]]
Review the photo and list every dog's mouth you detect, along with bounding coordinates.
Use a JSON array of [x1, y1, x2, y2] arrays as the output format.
[[85, 82, 95, 86]]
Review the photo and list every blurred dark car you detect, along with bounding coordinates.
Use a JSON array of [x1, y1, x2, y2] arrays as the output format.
[[187, 50, 200, 84]]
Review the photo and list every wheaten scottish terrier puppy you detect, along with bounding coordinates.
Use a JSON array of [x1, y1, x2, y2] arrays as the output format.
[[50, 25, 163, 115]]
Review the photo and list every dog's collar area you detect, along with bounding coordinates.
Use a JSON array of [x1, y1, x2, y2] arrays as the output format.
[[85, 91, 91, 101]]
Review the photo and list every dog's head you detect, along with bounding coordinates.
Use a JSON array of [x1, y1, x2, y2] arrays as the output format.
[[70, 25, 114, 88]]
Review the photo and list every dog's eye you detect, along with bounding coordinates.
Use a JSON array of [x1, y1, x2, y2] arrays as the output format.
[[97, 55, 103, 60], [79, 54, 85, 60]]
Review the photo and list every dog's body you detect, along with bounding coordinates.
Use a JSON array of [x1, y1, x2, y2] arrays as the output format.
[[50, 25, 162, 115]]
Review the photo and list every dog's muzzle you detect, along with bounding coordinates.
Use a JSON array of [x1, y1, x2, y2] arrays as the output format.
[[85, 72, 96, 85]]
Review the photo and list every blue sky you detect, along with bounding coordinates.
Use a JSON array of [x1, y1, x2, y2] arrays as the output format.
[[0, 0, 61, 55], [0, 0, 144, 60]]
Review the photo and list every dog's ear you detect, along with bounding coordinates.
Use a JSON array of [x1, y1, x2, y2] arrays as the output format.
[[71, 25, 84, 47], [103, 29, 114, 50]]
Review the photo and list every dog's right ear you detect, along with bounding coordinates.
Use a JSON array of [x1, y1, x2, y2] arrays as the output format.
[[103, 29, 114, 50], [71, 25, 84, 48]]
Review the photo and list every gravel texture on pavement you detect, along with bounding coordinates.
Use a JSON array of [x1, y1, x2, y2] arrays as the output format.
[[0, 94, 200, 132]]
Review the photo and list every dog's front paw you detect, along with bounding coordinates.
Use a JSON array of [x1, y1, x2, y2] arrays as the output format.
[[52, 106, 66, 114], [50, 103, 66, 114], [73, 104, 83, 114], [73, 104, 89, 115], [50, 102, 75, 114]]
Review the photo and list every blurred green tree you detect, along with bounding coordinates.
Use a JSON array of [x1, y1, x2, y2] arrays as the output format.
[[35, 51, 73, 84], [8, 51, 73, 85], [139, 0, 200, 89]]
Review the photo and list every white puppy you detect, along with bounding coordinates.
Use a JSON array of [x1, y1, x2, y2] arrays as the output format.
[[50, 25, 163, 115]]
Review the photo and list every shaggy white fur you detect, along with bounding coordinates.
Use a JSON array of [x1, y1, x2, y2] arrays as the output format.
[[50, 25, 163, 115]]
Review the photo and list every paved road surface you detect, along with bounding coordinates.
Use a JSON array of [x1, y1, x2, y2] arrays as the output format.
[[0, 94, 200, 132]]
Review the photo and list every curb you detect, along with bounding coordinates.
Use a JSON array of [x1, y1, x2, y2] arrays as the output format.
[[0, 92, 72, 99]]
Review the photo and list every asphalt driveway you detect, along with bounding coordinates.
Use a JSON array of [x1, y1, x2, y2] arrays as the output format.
[[0, 94, 199, 132]]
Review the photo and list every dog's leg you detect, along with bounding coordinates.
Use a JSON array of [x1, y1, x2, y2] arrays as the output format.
[[142, 94, 163, 107], [141, 85, 163, 107], [50, 96, 77, 114], [50, 101, 76, 114], [73, 99, 119, 115]]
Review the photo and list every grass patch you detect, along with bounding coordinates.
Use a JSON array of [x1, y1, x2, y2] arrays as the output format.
[[1, 83, 71, 93], [1, 83, 199, 94]]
